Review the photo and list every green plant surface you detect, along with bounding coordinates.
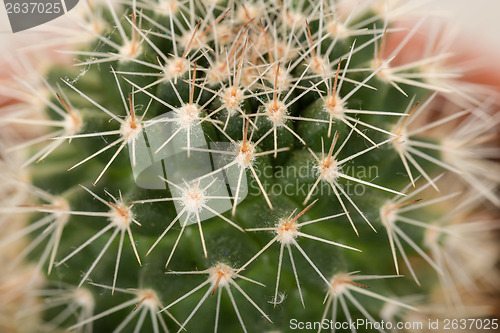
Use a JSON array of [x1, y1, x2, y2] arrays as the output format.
[[1, 1, 499, 333]]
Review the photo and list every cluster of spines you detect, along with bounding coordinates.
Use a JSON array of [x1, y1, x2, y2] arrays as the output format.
[[0, 0, 499, 332]]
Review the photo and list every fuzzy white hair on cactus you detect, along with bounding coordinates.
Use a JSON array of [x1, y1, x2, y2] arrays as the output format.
[[0, 180, 71, 279], [60, 69, 155, 184], [69, 282, 179, 333], [2, 81, 83, 168], [390, 94, 468, 190], [186, 120, 286, 213], [319, 272, 417, 333], [305, 131, 403, 235], [67, 2, 144, 66], [133, 176, 243, 268], [243, 200, 357, 308], [125, 63, 222, 158], [40, 185, 142, 294], [163, 262, 271, 333], [20, 284, 95, 333], [379, 175, 462, 285]]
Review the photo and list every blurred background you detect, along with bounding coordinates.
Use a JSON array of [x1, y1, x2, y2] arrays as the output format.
[[0, 0, 499, 54], [425, 0, 500, 58], [427, 0, 500, 51]]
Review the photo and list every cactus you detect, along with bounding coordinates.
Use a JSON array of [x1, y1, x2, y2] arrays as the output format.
[[1, 0, 499, 332]]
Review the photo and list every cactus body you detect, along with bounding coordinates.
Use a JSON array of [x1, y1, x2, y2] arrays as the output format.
[[1, 1, 499, 332]]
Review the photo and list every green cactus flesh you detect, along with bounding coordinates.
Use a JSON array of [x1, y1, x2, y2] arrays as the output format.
[[3, 1, 499, 332]]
